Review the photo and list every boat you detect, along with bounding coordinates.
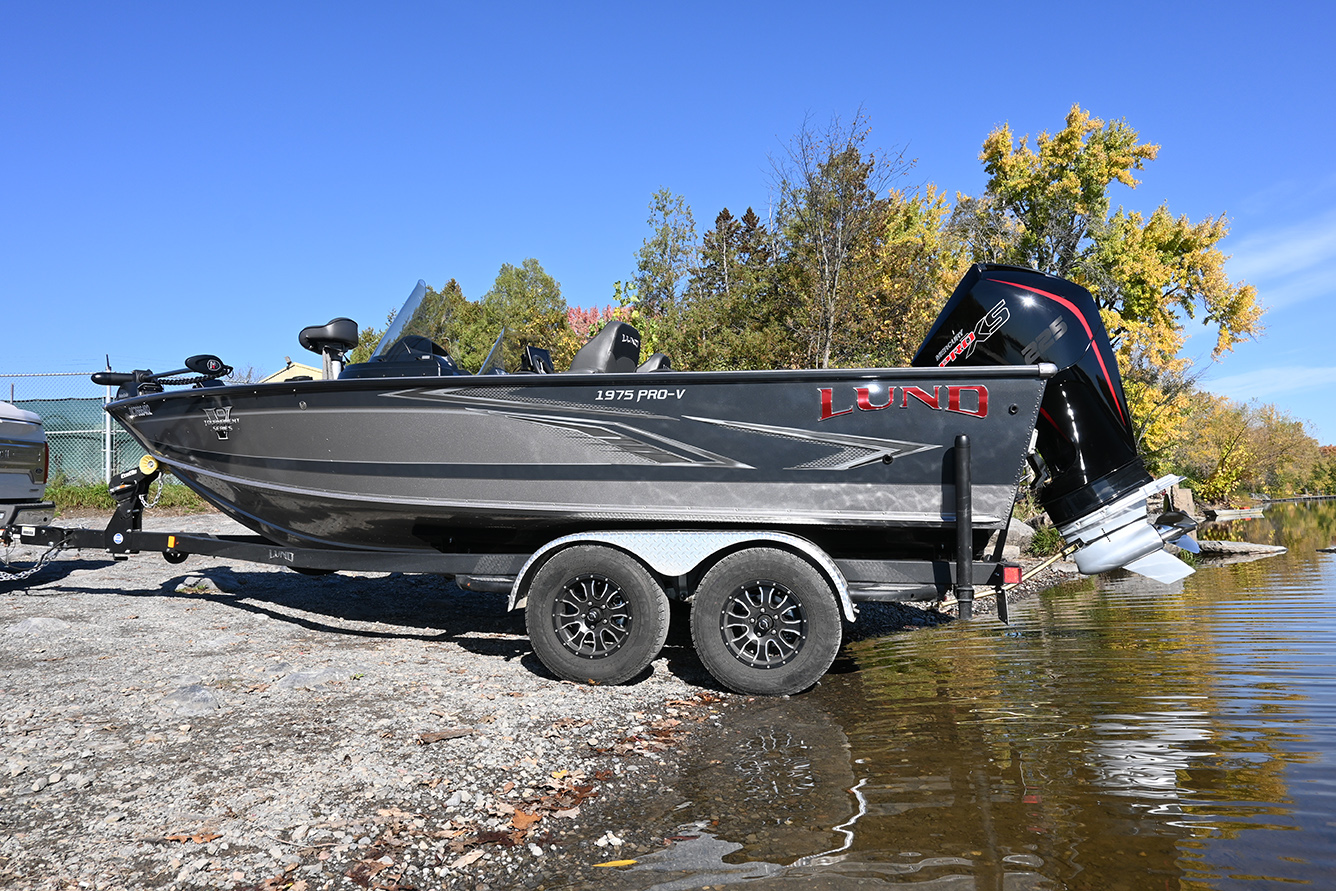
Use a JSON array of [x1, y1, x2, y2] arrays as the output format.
[[22, 263, 1197, 695], [92, 264, 1192, 575]]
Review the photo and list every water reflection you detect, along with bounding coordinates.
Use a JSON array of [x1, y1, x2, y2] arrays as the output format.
[[585, 502, 1336, 889]]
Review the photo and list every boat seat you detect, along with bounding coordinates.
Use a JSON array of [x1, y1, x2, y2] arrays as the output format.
[[568, 321, 641, 373], [299, 318, 360, 380], [299, 318, 359, 354], [637, 353, 672, 372]]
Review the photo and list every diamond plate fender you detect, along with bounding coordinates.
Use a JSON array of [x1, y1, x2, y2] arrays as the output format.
[[507, 530, 857, 622]]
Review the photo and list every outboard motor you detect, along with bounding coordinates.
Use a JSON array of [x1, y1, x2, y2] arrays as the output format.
[[913, 264, 1196, 584]]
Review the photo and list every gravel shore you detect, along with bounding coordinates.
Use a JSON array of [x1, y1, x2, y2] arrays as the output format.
[[1, 512, 1072, 890]]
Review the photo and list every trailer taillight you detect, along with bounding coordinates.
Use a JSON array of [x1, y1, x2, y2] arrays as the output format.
[[1003, 565, 1022, 585]]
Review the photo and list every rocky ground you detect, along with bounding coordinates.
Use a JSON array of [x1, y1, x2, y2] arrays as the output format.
[[1, 512, 1074, 891]]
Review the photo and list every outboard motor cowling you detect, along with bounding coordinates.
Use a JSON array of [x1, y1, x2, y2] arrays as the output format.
[[913, 264, 1195, 584]]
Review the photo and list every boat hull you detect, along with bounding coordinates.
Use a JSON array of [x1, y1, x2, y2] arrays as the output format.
[[107, 366, 1049, 553]]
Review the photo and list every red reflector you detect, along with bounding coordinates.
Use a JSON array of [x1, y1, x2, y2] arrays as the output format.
[[1003, 565, 1022, 585]]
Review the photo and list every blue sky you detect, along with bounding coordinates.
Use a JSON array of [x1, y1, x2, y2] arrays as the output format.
[[3, 2, 1334, 440]]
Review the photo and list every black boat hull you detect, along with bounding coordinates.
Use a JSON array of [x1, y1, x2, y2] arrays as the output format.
[[108, 366, 1049, 554]]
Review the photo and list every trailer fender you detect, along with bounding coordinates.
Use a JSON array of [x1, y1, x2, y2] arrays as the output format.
[[508, 530, 857, 622]]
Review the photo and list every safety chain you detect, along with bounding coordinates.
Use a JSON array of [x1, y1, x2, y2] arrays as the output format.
[[140, 476, 164, 510], [0, 540, 68, 584]]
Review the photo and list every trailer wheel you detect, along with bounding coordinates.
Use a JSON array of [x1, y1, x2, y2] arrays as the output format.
[[691, 548, 842, 696], [526, 545, 670, 685]]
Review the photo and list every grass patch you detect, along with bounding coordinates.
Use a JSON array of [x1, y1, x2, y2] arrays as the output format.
[[1025, 524, 1065, 557], [46, 481, 211, 514]]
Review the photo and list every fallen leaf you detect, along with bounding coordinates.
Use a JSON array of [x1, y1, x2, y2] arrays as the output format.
[[594, 859, 638, 867], [417, 729, 474, 745], [164, 831, 221, 844], [344, 858, 389, 886], [450, 849, 486, 869], [512, 810, 541, 831], [554, 807, 580, 819]]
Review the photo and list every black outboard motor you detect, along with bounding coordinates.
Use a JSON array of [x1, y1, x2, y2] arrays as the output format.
[[914, 264, 1195, 583]]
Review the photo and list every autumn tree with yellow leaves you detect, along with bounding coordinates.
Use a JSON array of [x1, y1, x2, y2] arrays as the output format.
[[952, 105, 1263, 471]]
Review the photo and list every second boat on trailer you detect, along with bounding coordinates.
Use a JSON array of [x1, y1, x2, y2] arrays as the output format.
[[8, 264, 1199, 695]]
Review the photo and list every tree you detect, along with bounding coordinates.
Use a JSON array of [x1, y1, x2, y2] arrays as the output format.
[[771, 111, 915, 368], [842, 185, 966, 368], [1175, 395, 1320, 501], [955, 105, 1264, 467], [956, 104, 1262, 360], [479, 259, 573, 370], [632, 189, 697, 317], [672, 206, 794, 371]]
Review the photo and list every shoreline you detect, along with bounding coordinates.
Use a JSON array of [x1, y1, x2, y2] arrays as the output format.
[[2, 513, 1073, 890]]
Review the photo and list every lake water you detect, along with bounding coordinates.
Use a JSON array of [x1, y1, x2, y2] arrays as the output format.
[[591, 502, 1336, 889]]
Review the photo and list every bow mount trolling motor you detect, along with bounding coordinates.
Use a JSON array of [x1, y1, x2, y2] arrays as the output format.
[[92, 355, 233, 400]]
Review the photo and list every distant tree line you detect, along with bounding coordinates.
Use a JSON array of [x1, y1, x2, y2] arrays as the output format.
[[348, 104, 1326, 502]]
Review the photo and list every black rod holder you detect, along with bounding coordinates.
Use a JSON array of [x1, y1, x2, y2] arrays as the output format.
[[954, 434, 974, 620]]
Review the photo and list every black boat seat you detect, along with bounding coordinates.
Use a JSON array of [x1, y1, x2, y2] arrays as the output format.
[[637, 353, 672, 372], [299, 318, 360, 354], [568, 321, 641, 373]]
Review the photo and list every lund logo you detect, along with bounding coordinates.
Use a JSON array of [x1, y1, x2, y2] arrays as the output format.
[[268, 549, 295, 562], [819, 385, 989, 420], [202, 406, 237, 440]]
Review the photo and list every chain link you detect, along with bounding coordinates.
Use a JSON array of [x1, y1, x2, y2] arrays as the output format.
[[140, 476, 164, 510], [0, 540, 68, 583]]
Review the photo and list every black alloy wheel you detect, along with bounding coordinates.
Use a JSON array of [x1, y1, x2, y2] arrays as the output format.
[[691, 548, 843, 696], [526, 545, 670, 685]]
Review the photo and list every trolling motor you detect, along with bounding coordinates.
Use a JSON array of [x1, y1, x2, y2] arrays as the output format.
[[92, 355, 232, 399], [915, 264, 1199, 584]]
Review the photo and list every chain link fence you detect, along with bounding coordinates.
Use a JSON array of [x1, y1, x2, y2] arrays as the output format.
[[0, 372, 136, 485]]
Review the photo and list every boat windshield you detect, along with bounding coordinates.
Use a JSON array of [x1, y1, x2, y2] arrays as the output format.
[[372, 280, 443, 359], [370, 280, 506, 374]]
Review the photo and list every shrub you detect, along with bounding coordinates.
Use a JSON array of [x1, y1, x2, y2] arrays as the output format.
[[1026, 524, 1065, 557]]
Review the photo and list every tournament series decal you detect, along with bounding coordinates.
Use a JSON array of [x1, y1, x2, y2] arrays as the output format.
[[202, 406, 238, 440]]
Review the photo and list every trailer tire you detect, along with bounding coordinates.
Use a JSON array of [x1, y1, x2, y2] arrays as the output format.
[[691, 548, 842, 696], [526, 545, 670, 685]]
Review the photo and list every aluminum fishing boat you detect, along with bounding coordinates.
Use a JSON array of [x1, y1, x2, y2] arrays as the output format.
[[93, 265, 1191, 580], [7, 263, 1198, 695]]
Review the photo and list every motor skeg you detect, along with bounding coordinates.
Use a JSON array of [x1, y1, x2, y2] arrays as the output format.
[[913, 263, 1153, 524]]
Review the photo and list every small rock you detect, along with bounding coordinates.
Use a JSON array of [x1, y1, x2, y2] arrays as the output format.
[[176, 576, 223, 593], [31, 777, 48, 793], [275, 667, 348, 690], [158, 684, 220, 717], [528, 843, 544, 857], [5, 617, 71, 637]]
